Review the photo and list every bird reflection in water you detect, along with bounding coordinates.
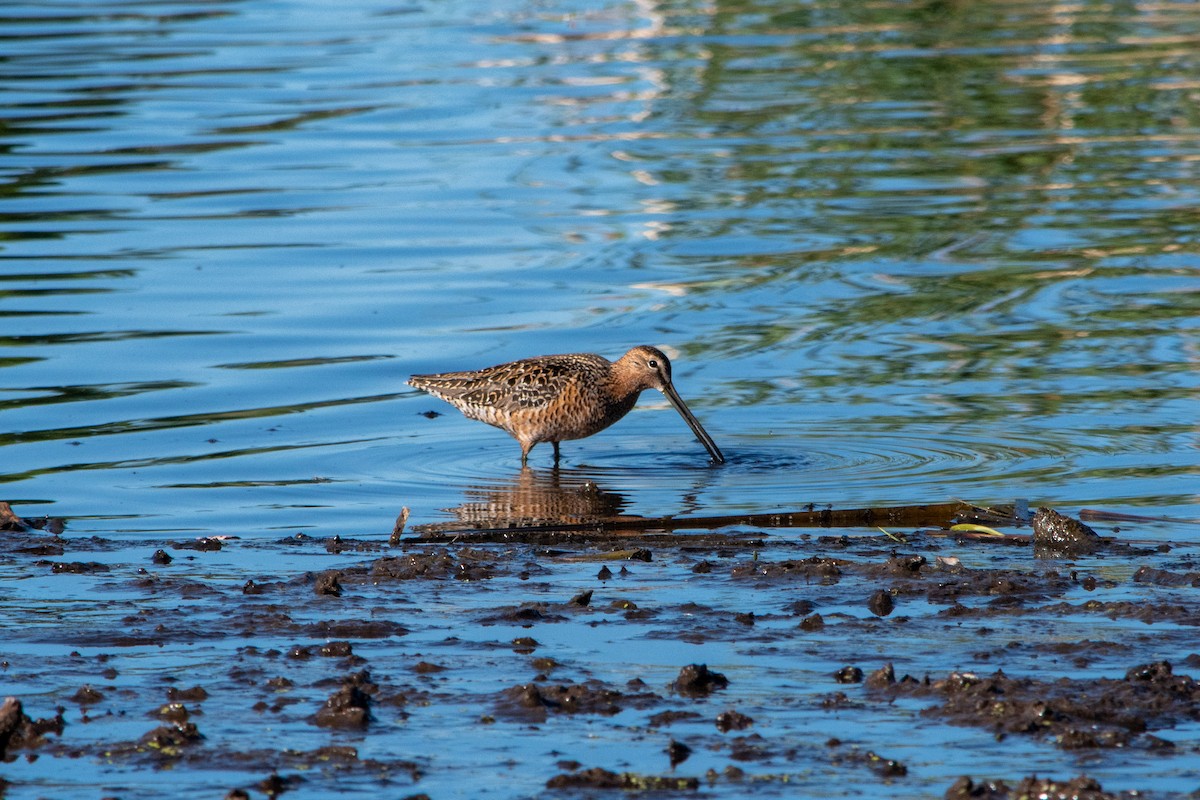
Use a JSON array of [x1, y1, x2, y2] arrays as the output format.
[[412, 467, 632, 536]]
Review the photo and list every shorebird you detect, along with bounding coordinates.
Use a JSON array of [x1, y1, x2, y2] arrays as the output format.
[[409, 345, 724, 465]]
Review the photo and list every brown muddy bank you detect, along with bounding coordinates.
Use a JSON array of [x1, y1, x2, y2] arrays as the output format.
[[1, 501, 1198, 798]]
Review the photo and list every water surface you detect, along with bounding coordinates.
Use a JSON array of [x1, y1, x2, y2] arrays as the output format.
[[4, 0, 1197, 536]]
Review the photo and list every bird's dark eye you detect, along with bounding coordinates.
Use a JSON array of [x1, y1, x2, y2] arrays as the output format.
[[647, 359, 658, 368]]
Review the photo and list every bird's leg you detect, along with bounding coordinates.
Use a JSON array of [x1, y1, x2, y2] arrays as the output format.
[[552, 441, 561, 463], [520, 440, 532, 466]]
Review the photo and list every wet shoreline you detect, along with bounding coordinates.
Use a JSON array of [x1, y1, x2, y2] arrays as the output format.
[[3, 502, 1198, 798]]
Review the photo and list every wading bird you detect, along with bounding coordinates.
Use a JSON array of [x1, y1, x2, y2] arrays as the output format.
[[409, 345, 724, 465]]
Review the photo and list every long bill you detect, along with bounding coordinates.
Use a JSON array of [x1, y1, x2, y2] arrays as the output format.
[[661, 382, 725, 464]]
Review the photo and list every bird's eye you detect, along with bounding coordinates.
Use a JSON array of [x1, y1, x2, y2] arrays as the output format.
[[647, 359, 658, 368]]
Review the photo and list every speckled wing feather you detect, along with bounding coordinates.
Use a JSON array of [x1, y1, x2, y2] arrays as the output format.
[[410, 353, 609, 419]]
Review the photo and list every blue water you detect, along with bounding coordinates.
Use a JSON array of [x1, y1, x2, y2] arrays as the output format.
[[4, 0, 1196, 539]]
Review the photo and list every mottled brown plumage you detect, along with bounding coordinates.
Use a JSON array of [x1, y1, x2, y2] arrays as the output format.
[[409, 345, 724, 465]]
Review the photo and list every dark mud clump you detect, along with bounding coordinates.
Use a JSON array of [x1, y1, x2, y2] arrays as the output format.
[[666, 738, 691, 767], [671, 664, 729, 697], [368, 549, 497, 582], [872, 660, 1199, 749], [715, 709, 754, 732], [834, 666, 864, 684], [140, 721, 204, 756], [166, 686, 209, 703], [0, 697, 65, 758], [0, 502, 65, 535], [829, 746, 908, 779], [50, 561, 110, 574], [733, 555, 844, 583], [495, 680, 660, 723], [313, 671, 376, 729], [3, 501, 1198, 798], [314, 570, 343, 596], [545, 766, 699, 791], [1133, 565, 1200, 587], [946, 774, 1129, 800], [1032, 507, 1100, 556], [867, 588, 895, 616]]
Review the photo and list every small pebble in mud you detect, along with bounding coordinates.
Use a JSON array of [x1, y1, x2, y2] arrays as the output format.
[[798, 613, 824, 631], [867, 589, 895, 617], [865, 663, 896, 689], [512, 637, 538, 653], [734, 612, 755, 626], [692, 561, 712, 574], [671, 664, 728, 697], [666, 738, 691, 767], [165, 686, 208, 703], [865, 750, 906, 777], [319, 641, 353, 658], [151, 703, 189, 722], [568, 589, 592, 607], [151, 549, 173, 564], [820, 691, 852, 709], [314, 571, 343, 597], [715, 710, 754, 732], [531, 657, 559, 673], [597, 565, 613, 580], [834, 666, 864, 684], [242, 580, 263, 595], [70, 686, 104, 705]]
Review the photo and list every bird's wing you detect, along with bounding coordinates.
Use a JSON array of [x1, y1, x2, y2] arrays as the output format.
[[410, 354, 604, 416]]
